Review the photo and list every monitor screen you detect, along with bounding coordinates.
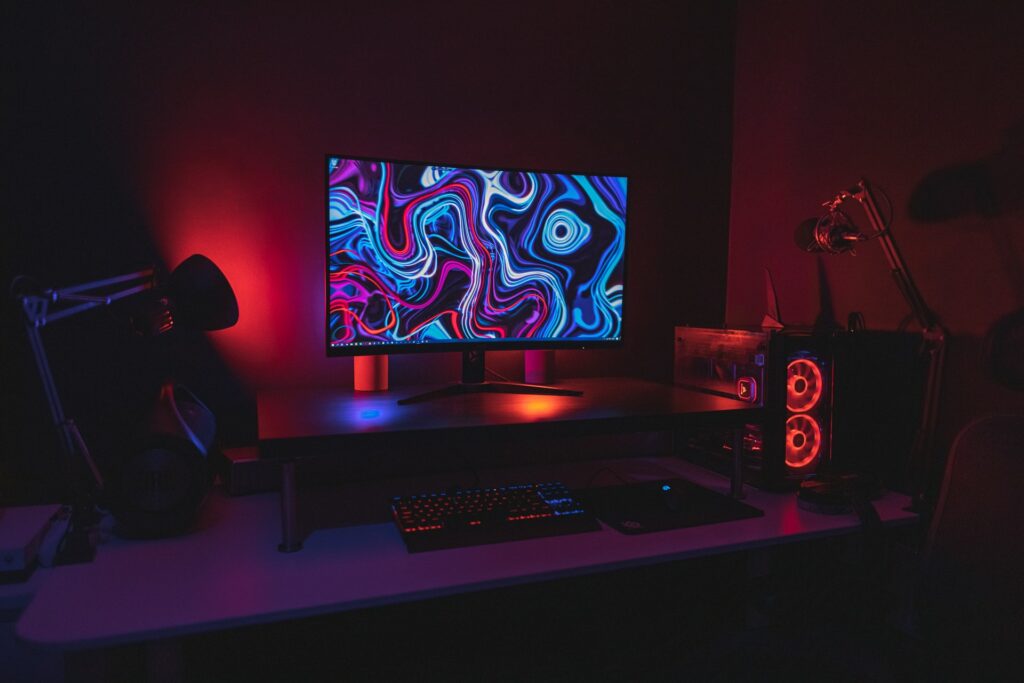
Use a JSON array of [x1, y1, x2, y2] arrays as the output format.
[[327, 156, 627, 355]]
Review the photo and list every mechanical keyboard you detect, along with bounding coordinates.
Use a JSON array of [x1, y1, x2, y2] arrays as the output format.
[[391, 482, 599, 552]]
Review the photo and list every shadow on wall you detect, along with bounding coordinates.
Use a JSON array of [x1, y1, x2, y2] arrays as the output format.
[[909, 119, 1024, 304], [907, 119, 1024, 491], [906, 118, 1024, 388]]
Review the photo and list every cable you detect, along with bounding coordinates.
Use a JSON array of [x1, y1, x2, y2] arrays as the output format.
[[484, 366, 512, 382], [859, 184, 895, 242], [446, 459, 481, 491], [9, 274, 42, 298], [585, 466, 630, 488], [878, 184, 895, 232]]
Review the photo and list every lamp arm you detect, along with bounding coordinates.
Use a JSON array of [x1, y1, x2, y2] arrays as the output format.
[[23, 268, 157, 327], [40, 282, 156, 325], [54, 267, 157, 297], [16, 266, 157, 493], [22, 320, 105, 492]]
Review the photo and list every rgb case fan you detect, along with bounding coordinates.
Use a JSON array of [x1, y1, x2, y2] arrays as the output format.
[[785, 413, 823, 469], [786, 357, 825, 413], [784, 355, 829, 470]]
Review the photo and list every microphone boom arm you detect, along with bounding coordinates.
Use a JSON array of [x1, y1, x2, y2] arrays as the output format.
[[831, 178, 946, 513], [853, 181, 934, 330]]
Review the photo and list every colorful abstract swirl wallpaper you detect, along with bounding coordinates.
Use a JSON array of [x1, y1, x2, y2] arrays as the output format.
[[327, 157, 628, 352]]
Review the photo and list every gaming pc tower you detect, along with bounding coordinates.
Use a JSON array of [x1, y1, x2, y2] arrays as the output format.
[[675, 327, 926, 492]]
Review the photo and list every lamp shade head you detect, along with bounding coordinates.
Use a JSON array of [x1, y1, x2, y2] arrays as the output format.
[[168, 254, 239, 331]]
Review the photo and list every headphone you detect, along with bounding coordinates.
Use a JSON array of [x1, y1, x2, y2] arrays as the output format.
[[110, 382, 216, 538]]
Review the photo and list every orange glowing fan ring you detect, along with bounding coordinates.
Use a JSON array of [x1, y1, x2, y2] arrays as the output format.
[[786, 358, 824, 412], [786, 414, 822, 469]]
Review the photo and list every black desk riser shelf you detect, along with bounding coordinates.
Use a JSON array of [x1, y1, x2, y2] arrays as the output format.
[[258, 377, 761, 457], [255, 377, 762, 551]]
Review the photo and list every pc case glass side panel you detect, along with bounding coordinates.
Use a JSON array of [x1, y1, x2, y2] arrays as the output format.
[[673, 327, 768, 404]]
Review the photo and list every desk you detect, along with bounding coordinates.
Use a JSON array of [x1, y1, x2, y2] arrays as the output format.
[[16, 457, 915, 654]]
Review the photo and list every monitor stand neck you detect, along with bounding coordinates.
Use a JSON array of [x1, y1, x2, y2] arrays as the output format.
[[396, 350, 583, 405]]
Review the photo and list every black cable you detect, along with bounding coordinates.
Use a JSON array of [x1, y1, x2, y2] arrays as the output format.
[[484, 366, 512, 382], [878, 184, 895, 233], [447, 460, 481, 491], [861, 184, 895, 242], [9, 274, 42, 298], [585, 466, 630, 488]]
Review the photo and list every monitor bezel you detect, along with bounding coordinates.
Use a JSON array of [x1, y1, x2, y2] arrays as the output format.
[[325, 153, 629, 357]]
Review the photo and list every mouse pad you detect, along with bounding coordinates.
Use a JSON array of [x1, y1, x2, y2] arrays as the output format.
[[580, 478, 763, 534]]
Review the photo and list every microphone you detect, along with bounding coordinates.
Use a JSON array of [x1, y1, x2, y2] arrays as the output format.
[[794, 210, 867, 254]]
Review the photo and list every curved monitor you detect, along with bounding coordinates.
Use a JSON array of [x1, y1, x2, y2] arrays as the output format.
[[327, 156, 628, 356]]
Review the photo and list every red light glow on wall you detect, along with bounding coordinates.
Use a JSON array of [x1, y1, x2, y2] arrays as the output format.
[[143, 157, 311, 385]]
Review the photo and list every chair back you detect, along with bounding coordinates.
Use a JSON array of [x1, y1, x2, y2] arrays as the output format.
[[921, 414, 1024, 649]]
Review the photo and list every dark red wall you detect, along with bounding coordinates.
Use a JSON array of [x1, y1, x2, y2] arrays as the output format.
[[6, 2, 735, 388], [2, 3, 736, 481], [727, 2, 1024, 472], [133, 3, 739, 387]]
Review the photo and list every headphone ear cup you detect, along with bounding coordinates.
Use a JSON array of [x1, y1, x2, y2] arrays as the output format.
[[111, 434, 209, 538]]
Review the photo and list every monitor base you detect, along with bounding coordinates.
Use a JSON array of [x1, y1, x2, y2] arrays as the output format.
[[397, 380, 582, 405], [397, 350, 582, 405]]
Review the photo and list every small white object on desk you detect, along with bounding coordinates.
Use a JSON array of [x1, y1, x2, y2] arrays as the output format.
[[0, 504, 61, 580]]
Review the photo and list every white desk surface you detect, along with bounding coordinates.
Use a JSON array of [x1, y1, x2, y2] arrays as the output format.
[[16, 458, 915, 650]]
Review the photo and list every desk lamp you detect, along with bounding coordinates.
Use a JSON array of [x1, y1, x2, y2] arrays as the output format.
[[15, 254, 238, 552], [795, 179, 946, 512]]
